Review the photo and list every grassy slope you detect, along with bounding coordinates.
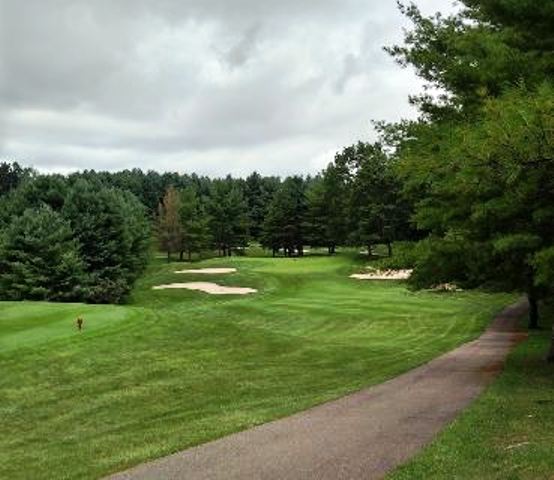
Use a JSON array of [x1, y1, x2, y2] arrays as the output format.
[[0, 254, 515, 479], [388, 307, 554, 480]]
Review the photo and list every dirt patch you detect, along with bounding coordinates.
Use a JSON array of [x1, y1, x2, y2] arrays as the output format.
[[350, 269, 413, 280], [174, 268, 237, 274], [153, 282, 257, 295]]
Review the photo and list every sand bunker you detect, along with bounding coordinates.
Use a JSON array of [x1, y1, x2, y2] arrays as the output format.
[[153, 282, 257, 295], [432, 283, 463, 292], [350, 269, 413, 280], [174, 268, 237, 274]]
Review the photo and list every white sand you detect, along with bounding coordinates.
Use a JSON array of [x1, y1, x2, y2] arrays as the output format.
[[350, 269, 413, 280], [153, 282, 257, 295], [174, 268, 237, 274]]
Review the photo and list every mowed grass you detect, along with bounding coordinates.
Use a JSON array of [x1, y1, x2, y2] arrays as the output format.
[[0, 254, 515, 479], [388, 306, 554, 480]]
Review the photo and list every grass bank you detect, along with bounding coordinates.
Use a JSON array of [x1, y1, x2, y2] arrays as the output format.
[[389, 305, 554, 480], [0, 254, 515, 479]]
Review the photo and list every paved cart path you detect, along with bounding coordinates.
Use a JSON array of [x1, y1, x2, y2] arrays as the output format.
[[107, 301, 527, 480]]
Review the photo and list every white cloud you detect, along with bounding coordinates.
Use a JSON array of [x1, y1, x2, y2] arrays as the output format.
[[0, 0, 460, 177]]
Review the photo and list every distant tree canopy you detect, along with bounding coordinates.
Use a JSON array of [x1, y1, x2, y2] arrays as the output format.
[[0, 162, 33, 197]]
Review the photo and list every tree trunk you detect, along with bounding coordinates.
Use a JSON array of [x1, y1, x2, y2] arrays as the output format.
[[547, 326, 554, 363], [179, 250, 184, 261], [298, 245, 304, 257], [528, 292, 539, 330], [167, 251, 171, 263], [367, 244, 372, 257], [387, 241, 392, 257]]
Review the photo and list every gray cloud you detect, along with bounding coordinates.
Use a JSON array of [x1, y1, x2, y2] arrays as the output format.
[[0, 0, 459, 177]]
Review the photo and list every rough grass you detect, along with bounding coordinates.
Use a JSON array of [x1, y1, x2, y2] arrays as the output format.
[[0, 254, 515, 479], [388, 306, 554, 480]]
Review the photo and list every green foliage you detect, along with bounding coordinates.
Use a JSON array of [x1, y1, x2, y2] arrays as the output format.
[[334, 142, 412, 251], [63, 180, 151, 303], [0, 162, 32, 198], [387, 1, 554, 119], [156, 186, 183, 258], [371, 241, 419, 270], [244, 172, 279, 240], [402, 85, 554, 300], [179, 186, 211, 260], [0, 206, 85, 301], [0, 173, 150, 304], [261, 176, 308, 256], [304, 162, 350, 252], [207, 180, 249, 255]]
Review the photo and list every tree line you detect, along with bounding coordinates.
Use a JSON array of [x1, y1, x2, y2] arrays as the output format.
[[382, 0, 553, 358], [0, 172, 150, 303], [0, 155, 412, 303], [1, 0, 552, 361]]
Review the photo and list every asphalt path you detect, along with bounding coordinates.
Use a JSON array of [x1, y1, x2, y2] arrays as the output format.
[[107, 300, 527, 480]]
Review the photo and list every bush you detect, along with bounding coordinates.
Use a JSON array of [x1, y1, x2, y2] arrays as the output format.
[[372, 241, 419, 270]]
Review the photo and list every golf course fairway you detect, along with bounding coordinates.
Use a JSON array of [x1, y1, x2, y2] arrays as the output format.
[[0, 254, 515, 479]]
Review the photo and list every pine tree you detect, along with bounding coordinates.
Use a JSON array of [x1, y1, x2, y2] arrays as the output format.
[[179, 186, 211, 261], [262, 177, 307, 256], [0, 206, 85, 301], [157, 186, 183, 262], [207, 181, 249, 256], [64, 179, 150, 303]]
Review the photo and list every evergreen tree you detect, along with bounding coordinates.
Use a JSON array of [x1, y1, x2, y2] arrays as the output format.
[[244, 172, 266, 240], [400, 85, 554, 328], [179, 186, 211, 261], [0, 206, 85, 301], [0, 162, 32, 197], [64, 180, 150, 303], [207, 180, 249, 256], [157, 186, 183, 261], [262, 176, 307, 256], [385, 1, 554, 334], [305, 177, 328, 251]]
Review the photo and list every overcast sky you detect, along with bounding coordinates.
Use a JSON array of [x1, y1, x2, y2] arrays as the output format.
[[0, 0, 457, 177]]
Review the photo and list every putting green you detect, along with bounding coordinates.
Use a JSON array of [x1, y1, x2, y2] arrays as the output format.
[[0, 254, 516, 480]]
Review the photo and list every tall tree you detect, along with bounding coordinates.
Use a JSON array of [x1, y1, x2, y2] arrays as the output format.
[[0, 162, 32, 197], [179, 186, 211, 261], [0, 206, 85, 301], [64, 180, 150, 303], [400, 85, 554, 328], [333, 142, 408, 256], [262, 176, 307, 256], [385, 1, 554, 331], [244, 172, 266, 241], [157, 186, 183, 262], [207, 180, 249, 256]]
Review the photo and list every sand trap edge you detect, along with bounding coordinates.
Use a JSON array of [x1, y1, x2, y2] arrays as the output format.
[[350, 269, 413, 280], [174, 268, 238, 274], [152, 282, 257, 295]]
